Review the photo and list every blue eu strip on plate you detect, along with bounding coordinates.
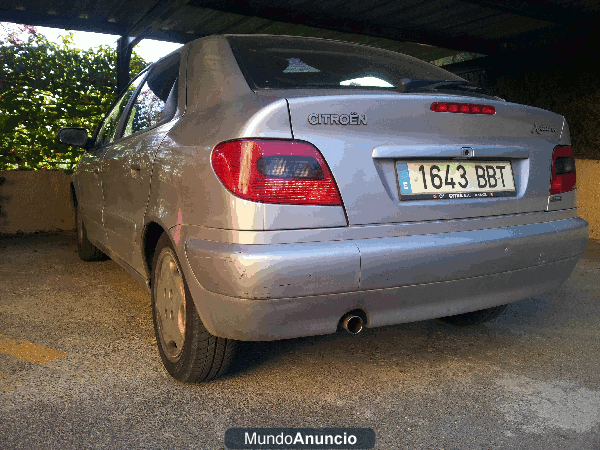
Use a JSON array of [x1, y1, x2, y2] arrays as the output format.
[[397, 163, 412, 194]]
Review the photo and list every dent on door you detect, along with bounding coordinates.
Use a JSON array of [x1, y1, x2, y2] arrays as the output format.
[[102, 122, 177, 273]]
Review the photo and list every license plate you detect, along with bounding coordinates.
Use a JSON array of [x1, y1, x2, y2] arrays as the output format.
[[396, 160, 516, 201]]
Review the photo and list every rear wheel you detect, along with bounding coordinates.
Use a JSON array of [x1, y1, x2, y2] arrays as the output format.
[[438, 304, 508, 326], [76, 205, 107, 261], [151, 233, 237, 382]]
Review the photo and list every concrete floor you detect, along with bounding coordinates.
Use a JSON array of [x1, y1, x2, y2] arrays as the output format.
[[1, 232, 599, 449]]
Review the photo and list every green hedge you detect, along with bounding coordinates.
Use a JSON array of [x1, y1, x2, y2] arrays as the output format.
[[0, 26, 147, 170]]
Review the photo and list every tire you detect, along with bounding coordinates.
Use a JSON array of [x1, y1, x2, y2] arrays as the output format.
[[438, 304, 508, 326], [76, 205, 108, 261], [151, 233, 237, 382]]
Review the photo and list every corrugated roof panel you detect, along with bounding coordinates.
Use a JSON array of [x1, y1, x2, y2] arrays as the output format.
[[4, 0, 597, 62], [225, 17, 272, 34], [364, 0, 456, 22], [195, 10, 251, 35], [411, 4, 501, 30], [452, 14, 553, 39], [321, 0, 422, 17], [170, 7, 229, 33]]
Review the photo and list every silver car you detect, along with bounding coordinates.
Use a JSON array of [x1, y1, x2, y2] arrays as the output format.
[[58, 35, 588, 382]]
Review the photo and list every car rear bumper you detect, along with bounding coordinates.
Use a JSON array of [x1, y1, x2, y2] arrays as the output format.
[[181, 216, 588, 340]]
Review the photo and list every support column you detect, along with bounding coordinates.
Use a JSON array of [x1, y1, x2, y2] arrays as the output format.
[[116, 36, 134, 95]]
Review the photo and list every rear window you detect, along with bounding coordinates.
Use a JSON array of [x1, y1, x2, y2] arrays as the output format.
[[227, 35, 463, 90]]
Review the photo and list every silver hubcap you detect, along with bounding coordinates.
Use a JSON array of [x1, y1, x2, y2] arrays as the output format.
[[155, 249, 186, 361]]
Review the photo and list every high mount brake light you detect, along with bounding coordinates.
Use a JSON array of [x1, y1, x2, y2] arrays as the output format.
[[430, 102, 496, 115], [211, 139, 343, 206], [550, 145, 576, 195]]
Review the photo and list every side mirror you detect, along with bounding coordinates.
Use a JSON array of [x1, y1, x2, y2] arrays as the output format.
[[57, 127, 90, 148]]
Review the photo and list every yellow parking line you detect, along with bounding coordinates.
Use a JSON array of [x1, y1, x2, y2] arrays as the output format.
[[0, 334, 67, 364]]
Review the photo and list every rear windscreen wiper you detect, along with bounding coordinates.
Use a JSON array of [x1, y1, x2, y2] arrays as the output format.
[[398, 79, 504, 100], [396, 79, 468, 92]]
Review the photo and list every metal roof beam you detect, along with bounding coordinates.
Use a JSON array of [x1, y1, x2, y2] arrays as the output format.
[[126, 0, 192, 48], [113, 0, 193, 94], [116, 36, 135, 95], [0, 9, 127, 35], [0, 8, 190, 43]]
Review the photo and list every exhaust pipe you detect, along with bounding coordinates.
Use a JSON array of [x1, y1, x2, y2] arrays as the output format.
[[341, 313, 364, 335]]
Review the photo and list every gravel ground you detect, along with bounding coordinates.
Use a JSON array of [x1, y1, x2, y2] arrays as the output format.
[[1, 232, 599, 449]]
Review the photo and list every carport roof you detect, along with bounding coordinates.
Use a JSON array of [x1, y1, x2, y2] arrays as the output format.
[[2, 0, 599, 62]]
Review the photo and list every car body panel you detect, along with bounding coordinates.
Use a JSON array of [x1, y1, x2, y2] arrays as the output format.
[[90, 47, 188, 276], [184, 216, 587, 300], [185, 239, 361, 299], [145, 82, 349, 232], [69, 34, 588, 344], [102, 119, 178, 273], [75, 150, 108, 247], [286, 94, 565, 226], [177, 208, 579, 245], [357, 217, 587, 289], [179, 243, 580, 341]]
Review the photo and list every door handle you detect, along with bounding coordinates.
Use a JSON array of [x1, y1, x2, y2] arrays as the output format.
[[93, 167, 100, 174]]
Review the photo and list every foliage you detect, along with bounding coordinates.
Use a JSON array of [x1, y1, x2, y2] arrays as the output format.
[[0, 24, 147, 170]]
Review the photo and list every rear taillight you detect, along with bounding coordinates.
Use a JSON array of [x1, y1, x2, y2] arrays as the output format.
[[430, 102, 496, 115], [211, 139, 342, 206], [550, 145, 576, 195]]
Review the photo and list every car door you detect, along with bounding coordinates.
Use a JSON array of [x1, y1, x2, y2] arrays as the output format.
[[76, 77, 144, 249], [75, 149, 105, 247], [101, 53, 182, 274]]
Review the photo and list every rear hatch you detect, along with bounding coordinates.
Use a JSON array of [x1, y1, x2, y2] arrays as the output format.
[[226, 34, 564, 225], [286, 93, 564, 225]]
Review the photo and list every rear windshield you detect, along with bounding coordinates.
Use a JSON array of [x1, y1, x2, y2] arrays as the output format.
[[227, 35, 464, 90]]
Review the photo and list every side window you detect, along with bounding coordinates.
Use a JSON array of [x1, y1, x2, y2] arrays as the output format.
[[122, 54, 180, 138], [122, 81, 168, 137], [94, 73, 145, 147]]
